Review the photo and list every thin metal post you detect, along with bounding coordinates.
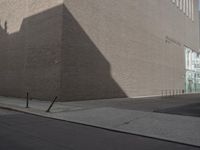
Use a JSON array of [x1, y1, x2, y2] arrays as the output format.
[[182, 89, 184, 94], [46, 96, 58, 112], [26, 92, 29, 108]]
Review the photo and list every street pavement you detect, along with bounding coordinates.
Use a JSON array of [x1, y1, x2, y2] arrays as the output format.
[[0, 108, 199, 150], [0, 95, 200, 147]]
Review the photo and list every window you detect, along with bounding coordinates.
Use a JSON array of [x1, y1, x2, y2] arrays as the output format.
[[191, 0, 194, 21], [183, 0, 186, 13], [176, 0, 179, 7], [172, 0, 194, 20], [189, 0, 192, 18], [180, 0, 183, 10], [186, 0, 189, 16], [185, 47, 200, 93]]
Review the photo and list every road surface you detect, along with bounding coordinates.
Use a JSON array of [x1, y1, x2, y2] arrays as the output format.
[[0, 108, 199, 150]]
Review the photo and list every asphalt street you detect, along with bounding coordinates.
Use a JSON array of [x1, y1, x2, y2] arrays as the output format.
[[0, 108, 199, 150]]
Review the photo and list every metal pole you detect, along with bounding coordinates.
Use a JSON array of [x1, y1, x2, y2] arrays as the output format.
[[46, 96, 58, 112], [26, 92, 29, 108], [182, 89, 184, 94]]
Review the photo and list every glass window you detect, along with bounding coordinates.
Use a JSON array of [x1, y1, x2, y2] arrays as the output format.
[[186, 0, 189, 16], [172, 0, 193, 20], [183, 0, 186, 13], [176, 0, 179, 7], [179, 0, 183, 10], [191, 0, 194, 21], [189, 0, 192, 18], [185, 47, 200, 93]]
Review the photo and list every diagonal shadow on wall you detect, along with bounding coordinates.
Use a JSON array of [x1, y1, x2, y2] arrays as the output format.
[[0, 4, 126, 101], [61, 5, 126, 101]]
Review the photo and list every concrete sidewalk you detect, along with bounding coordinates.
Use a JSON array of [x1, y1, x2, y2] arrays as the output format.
[[0, 96, 200, 147]]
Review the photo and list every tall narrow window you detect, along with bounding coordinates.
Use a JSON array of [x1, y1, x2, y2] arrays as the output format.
[[180, 0, 183, 10], [191, 0, 194, 21], [189, 0, 192, 18], [172, 0, 194, 20], [183, 0, 186, 13], [176, 0, 179, 7], [186, 0, 189, 16]]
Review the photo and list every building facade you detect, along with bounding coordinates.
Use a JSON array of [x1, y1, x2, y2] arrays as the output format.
[[0, 0, 199, 101]]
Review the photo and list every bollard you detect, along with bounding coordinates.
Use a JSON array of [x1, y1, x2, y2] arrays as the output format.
[[182, 89, 185, 94], [46, 96, 58, 112], [173, 90, 175, 96], [165, 90, 168, 97], [26, 92, 29, 108]]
